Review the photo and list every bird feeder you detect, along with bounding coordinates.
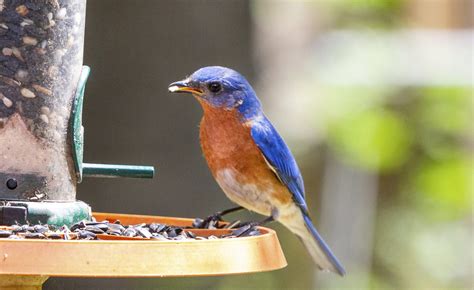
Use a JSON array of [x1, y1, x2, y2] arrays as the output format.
[[0, 1, 286, 288]]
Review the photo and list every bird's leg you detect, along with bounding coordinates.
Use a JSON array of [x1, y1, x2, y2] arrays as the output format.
[[193, 206, 245, 229], [218, 206, 245, 217]]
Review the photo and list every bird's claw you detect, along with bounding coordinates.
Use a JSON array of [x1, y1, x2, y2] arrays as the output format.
[[232, 222, 260, 237], [192, 213, 226, 229], [192, 216, 244, 230], [231, 215, 274, 237], [192, 206, 245, 229]]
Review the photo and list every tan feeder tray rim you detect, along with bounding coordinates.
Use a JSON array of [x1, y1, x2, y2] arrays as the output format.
[[0, 212, 288, 278]]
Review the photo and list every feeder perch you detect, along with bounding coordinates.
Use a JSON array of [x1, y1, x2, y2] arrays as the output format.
[[0, 0, 287, 289]]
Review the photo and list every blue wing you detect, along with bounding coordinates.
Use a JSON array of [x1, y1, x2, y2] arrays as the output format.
[[250, 115, 308, 212]]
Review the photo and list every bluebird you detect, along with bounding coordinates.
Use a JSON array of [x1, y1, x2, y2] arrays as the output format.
[[169, 66, 345, 276]]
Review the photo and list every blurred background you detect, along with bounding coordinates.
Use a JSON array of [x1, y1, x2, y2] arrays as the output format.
[[45, 0, 472, 289]]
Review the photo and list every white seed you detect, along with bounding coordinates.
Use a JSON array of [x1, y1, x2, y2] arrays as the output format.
[[40, 40, 47, 49], [20, 88, 35, 98], [53, 49, 65, 62], [66, 36, 74, 48], [48, 66, 59, 77], [2, 47, 12, 56], [0, 23, 7, 29], [11, 47, 24, 61], [2, 97, 12, 108], [40, 106, 50, 115], [20, 19, 33, 26], [39, 114, 49, 123], [23, 36, 38, 46], [44, 19, 56, 29], [15, 69, 28, 81], [32, 84, 52, 96], [0, 0, 4, 12], [47, 12, 53, 21], [55, 7, 67, 19]]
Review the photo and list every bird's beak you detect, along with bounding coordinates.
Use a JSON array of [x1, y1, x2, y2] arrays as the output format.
[[168, 79, 203, 96]]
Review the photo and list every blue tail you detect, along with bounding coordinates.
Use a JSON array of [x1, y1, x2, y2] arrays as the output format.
[[301, 214, 346, 276]]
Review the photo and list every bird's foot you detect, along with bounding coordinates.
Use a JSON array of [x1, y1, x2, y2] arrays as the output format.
[[232, 215, 275, 237], [192, 206, 245, 229]]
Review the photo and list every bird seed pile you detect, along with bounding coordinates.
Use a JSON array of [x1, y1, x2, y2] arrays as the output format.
[[0, 217, 261, 241]]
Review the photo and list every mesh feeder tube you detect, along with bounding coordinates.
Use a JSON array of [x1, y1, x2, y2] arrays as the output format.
[[0, 0, 88, 223], [0, 1, 154, 226]]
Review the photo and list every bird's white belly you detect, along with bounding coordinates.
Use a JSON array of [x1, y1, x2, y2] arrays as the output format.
[[215, 168, 273, 216]]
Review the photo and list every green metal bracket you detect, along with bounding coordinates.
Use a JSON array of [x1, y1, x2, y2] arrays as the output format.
[[71, 66, 89, 182], [0, 201, 91, 227], [70, 66, 155, 183], [82, 163, 154, 179]]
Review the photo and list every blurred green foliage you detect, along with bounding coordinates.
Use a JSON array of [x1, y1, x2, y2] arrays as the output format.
[[412, 157, 472, 221], [328, 108, 413, 172], [317, 83, 472, 288], [327, 0, 403, 27], [418, 87, 472, 135]]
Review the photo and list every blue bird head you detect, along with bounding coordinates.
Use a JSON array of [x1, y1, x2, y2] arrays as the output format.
[[169, 66, 262, 119]]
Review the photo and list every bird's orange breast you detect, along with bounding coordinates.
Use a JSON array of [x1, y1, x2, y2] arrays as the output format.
[[199, 102, 292, 206]]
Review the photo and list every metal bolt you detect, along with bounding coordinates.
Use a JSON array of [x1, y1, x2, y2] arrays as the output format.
[[6, 178, 18, 190]]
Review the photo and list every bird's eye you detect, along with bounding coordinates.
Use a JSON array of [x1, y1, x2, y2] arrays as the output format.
[[208, 82, 222, 93]]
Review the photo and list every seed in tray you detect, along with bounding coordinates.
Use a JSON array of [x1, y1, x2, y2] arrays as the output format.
[[83, 225, 104, 234], [47, 233, 63, 239], [107, 223, 125, 233], [123, 227, 137, 237], [186, 231, 197, 239], [166, 229, 178, 238], [148, 223, 166, 233], [232, 224, 254, 237], [77, 230, 96, 240], [174, 235, 186, 241], [151, 233, 166, 240], [95, 223, 109, 232], [137, 227, 152, 239], [106, 229, 121, 236], [10, 225, 23, 233], [70, 221, 86, 231], [0, 230, 12, 238], [25, 232, 45, 239], [33, 224, 48, 233], [25, 225, 35, 232], [0, 217, 262, 240]]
